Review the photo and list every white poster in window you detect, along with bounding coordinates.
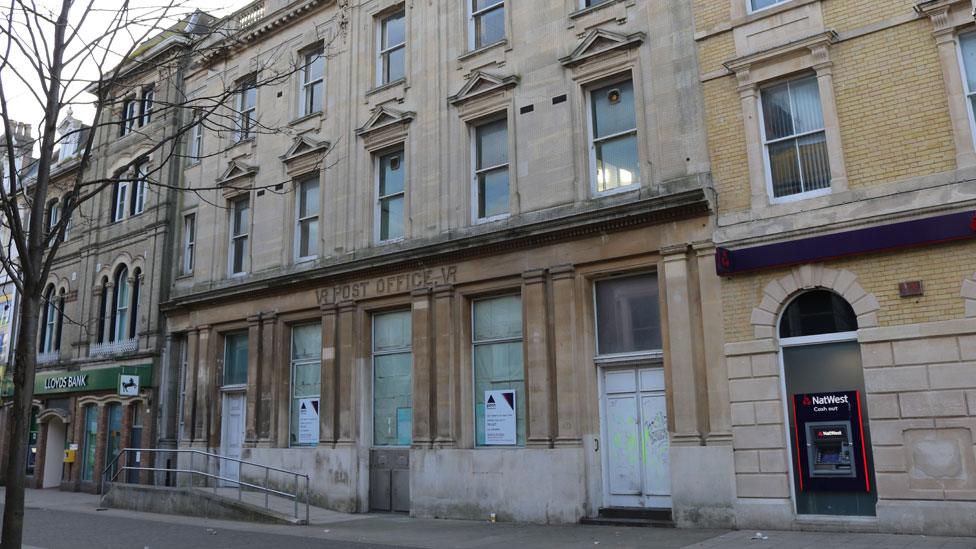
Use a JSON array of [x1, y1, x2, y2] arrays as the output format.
[[298, 398, 319, 445], [484, 390, 516, 445]]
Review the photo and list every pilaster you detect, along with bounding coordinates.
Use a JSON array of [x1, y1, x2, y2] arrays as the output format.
[[551, 264, 582, 447], [411, 287, 433, 447], [522, 269, 552, 448], [432, 284, 456, 448], [336, 301, 357, 445], [661, 245, 703, 446], [320, 303, 338, 445]]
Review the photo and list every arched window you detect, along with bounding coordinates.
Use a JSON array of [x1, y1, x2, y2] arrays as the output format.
[[779, 289, 857, 339], [97, 276, 109, 344], [39, 284, 61, 353], [112, 266, 129, 342], [129, 268, 141, 339]]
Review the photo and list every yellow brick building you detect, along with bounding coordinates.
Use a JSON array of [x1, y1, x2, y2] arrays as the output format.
[[696, 0, 976, 535]]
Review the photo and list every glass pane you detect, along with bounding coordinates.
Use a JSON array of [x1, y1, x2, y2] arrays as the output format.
[[473, 295, 522, 341], [293, 362, 320, 397], [374, 310, 411, 352], [373, 352, 412, 446], [380, 196, 404, 240], [308, 81, 323, 114], [761, 82, 794, 140], [962, 33, 976, 92], [797, 132, 830, 192], [473, 0, 503, 10], [306, 51, 324, 82], [232, 238, 246, 273], [595, 134, 639, 193], [780, 290, 858, 338], [790, 76, 824, 134], [751, 0, 786, 10], [379, 151, 404, 196], [591, 79, 636, 139], [385, 47, 405, 83], [233, 200, 248, 235], [300, 219, 318, 257], [595, 273, 662, 355], [476, 119, 507, 169], [383, 12, 405, 47], [478, 168, 509, 218], [300, 179, 319, 217], [82, 406, 97, 481], [475, 7, 505, 48], [291, 323, 321, 361], [473, 341, 525, 446], [223, 332, 248, 386], [768, 139, 802, 198]]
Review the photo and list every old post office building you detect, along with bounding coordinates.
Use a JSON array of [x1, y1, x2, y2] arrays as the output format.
[[164, 0, 735, 526]]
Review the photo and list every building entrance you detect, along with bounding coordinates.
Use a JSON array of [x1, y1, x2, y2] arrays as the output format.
[[780, 290, 876, 516]]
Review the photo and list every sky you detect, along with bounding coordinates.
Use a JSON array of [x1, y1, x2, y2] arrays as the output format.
[[1, 0, 239, 143]]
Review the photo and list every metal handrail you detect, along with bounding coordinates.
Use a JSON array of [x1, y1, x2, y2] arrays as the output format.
[[100, 448, 310, 525]]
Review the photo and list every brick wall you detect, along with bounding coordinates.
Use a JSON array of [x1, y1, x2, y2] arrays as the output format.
[[832, 18, 956, 190], [704, 77, 752, 214], [822, 0, 919, 34], [723, 239, 976, 343]]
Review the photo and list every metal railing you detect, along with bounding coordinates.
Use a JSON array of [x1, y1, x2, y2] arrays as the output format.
[[101, 448, 310, 525], [89, 337, 137, 356], [36, 350, 60, 364]]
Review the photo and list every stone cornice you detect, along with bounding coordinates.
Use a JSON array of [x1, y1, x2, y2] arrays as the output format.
[[724, 31, 838, 75], [162, 187, 713, 311]]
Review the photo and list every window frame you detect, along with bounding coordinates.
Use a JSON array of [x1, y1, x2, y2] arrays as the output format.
[[585, 75, 641, 197], [471, 293, 525, 448], [40, 285, 61, 354], [235, 76, 257, 142], [182, 213, 196, 275], [222, 331, 249, 389], [228, 196, 250, 276], [139, 85, 155, 127], [746, 0, 790, 15], [468, 0, 505, 51], [957, 31, 976, 153], [371, 310, 413, 448], [188, 119, 203, 163], [299, 46, 325, 117], [294, 177, 320, 262], [120, 97, 137, 137], [376, 9, 406, 87], [112, 266, 129, 343], [470, 116, 510, 223], [375, 148, 406, 243], [131, 162, 148, 215], [757, 74, 832, 204], [592, 272, 664, 362], [289, 322, 321, 448]]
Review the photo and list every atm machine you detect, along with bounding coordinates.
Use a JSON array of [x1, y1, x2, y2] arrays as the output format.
[[792, 391, 871, 493]]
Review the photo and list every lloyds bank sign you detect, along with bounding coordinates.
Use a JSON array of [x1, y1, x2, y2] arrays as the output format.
[[33, 364, 152, 395]]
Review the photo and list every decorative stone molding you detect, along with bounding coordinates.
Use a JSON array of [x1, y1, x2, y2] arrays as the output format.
[[559, 29, 644, 68], [750, 264, 879, 340], [216, 159, 258, 198], [356, 105, 414, 152], [281, 133, 330, 177], [449, 71, 519, 107], [961, 271, 976, 317]]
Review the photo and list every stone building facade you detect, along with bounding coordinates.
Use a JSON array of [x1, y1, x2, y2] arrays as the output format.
[[163, 0, 734, 526], [696, 0, 976, 536], [0, 34, 191, 492]]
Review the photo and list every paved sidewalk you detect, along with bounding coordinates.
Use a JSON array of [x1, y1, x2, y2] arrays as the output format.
[[3, 487, 975, 548]]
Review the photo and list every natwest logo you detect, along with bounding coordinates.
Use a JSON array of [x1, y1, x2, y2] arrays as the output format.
[[811, 394, 849, 405]]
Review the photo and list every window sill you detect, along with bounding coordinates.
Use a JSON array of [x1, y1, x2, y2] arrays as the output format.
[[569, 0, 627, 20], [594, 350, 664, 365], [768, 186, 831, 205], [458, 39, 508, 62], [366, 78, 407, 97], [184, 160, 201, 170], [474, 213, 510, 225], [288, 111, 324, 126], [175, 272, 194, 280], [591, 182, 641, 199], [376, 236, 406, 246]]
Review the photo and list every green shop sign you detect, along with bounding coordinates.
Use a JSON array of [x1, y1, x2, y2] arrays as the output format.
[[34, 364, 152, 395]]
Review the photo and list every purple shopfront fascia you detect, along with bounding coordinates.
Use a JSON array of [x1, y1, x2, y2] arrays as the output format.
[[715, 210, 976, 276]]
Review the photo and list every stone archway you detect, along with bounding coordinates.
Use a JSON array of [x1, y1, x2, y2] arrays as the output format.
[[749, 264, 879, 339]]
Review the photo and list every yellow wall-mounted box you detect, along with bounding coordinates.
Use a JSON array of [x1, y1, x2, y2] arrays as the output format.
[[63, 449, 76, 464]]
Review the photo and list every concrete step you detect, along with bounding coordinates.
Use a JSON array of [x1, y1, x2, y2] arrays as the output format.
[[580, 507, 675, 528]]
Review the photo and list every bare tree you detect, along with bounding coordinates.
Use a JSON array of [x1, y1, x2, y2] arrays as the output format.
[[0, 1, 338, 545]]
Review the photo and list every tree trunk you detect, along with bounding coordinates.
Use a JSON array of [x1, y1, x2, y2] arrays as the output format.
[[1, 290, 41, 549]]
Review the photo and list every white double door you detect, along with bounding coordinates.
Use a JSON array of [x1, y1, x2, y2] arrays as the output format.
[[601, 367, 671, 508], [220, 392, 245, 486]]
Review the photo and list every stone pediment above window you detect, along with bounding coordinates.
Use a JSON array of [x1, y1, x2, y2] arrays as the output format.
[[216, 159, 257, 197], [281, 133, 331, 177], [559, 29, 644, 68], [449, 71, 519, 107], [356, 106, 415, 151]]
